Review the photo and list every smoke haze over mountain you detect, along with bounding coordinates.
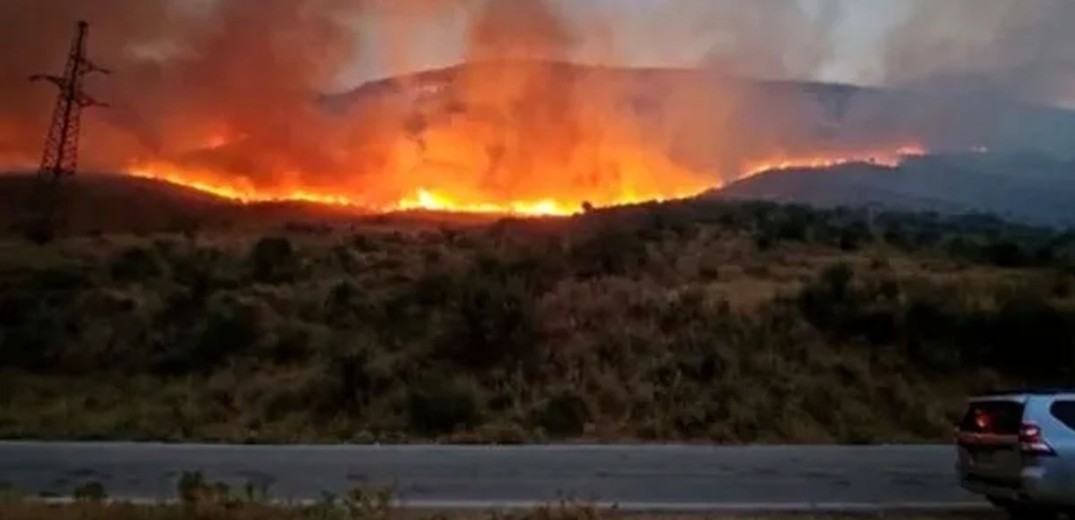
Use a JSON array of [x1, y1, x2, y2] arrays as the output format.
[[0, 0, 1073, 211]]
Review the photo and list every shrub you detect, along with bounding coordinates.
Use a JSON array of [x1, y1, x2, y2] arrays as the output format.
[[406, 375, 480, 434], [984, 240, 1030, 268], [198, 296, 271, 354], [838, 229, 862, 251], [769, 217, 808, 243], [798, 262, 855, 333], [177, 471, 232, 505], [409, 271, 457, 307], [902, 296, 961, 370], [153, 294, 273, 374], [250, 237, 298, 283], [536, 391, 590, 437], [981, 295, 1075, 378], [440, 273, 541, 370], [571, 227, 648, 276], [0, 286, 75, 371], [324, 280, 373, 327], [327, 348, 372, 410], [110, 247, 165, 281], [753, 230, 774, 251], [72, 481, 107, 502]]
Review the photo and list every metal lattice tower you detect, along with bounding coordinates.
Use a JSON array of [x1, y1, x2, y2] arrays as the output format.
[[24, 20, 109, 242]]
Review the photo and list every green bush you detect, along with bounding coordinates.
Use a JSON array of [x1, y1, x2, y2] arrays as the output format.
[[323, 348, 372, 411], [72, 481, 107, 502], [798, 262, 856, 333], [250, 237, 298, 283], [440, 273, 541, 370], [535, 391, 590, 437], [9, 199, 1075, 444], [406, 375, 481, 435], [153, 294, 273, 374], [110, 247, 165, 281], [570, 227, 648, 276], [983, 240, 1030, 268], [978, 295, 1075, 378]]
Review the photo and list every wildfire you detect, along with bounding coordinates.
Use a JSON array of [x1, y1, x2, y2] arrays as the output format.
[[126, 142, 926, 217], [741, 145, 926, 179], [129, 159, 710, 217], [128, 164, 360, 207], [397, 189, 571, 215]]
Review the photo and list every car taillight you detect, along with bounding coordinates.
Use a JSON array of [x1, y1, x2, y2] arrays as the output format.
[[1019, 423, 1055, 456]]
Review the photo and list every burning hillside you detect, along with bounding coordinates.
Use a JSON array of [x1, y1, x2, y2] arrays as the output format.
[[127, 123, 924, 216], [125, 60, 720, 216], [120, 56, 926, 216], [3, 0, 1064, 219]]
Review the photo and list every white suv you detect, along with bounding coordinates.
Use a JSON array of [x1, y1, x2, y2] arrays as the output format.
[[956, 390, 1075, 519]]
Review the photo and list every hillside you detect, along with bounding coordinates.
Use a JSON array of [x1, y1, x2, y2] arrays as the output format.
[[0, 174, 509, 236], [331, 61, 1075, 161], [2, 198, 1075, 443], [327, 61, 1075, 226], [718, 153, 1075, 228], [9, 62, 1075, 234]]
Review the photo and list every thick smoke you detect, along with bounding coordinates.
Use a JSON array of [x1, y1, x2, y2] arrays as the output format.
[[856, 0, 1075, 156], [697, 0, 842, 80], [884, 0, 1075, 105], [381, 0, 714, 205], [4, 0, 1071, 205], [0, 0, 176, 165], [0, 0, 465, 177]]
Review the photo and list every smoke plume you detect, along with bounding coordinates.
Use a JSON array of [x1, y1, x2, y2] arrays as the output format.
[[884, 0, 1075, 106], [0, 0, 464, 172], [7, 0, 1065, 210]]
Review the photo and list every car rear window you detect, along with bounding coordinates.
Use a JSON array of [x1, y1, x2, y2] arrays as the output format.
[[959, 400, 1024, 434], [1050, 401, 1075, 431]]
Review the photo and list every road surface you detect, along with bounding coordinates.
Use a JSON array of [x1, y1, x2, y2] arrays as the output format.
[[0, 443, 982, 511]]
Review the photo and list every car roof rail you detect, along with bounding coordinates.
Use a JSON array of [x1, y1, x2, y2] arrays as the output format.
[[976, 387, 1075, 397]]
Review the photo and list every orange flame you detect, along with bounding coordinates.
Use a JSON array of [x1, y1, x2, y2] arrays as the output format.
[[397, 189, 571, 215], [127, 142, 925, 217], [129, 154, 712, 216], [741, 145, 926, 179], [128, 164, 359, 207]]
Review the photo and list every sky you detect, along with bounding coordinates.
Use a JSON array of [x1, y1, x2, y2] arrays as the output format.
[[344, 0, 915, 88]]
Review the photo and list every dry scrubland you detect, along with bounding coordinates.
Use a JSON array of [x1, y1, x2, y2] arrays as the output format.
[[0, 503, 996, 520], [2, 199, 1075, 443], [0, 475, 996, 520], [0, 481, 994, 520]]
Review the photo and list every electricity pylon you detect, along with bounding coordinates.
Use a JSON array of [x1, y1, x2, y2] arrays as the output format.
[[24, 20, 109, 242]]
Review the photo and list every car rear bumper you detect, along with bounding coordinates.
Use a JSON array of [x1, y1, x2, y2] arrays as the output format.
[[960, 475, 1021, 502], [959, 466, 1075, 506]]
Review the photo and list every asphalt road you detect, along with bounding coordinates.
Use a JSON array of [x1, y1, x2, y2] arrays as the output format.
[[0, 443, 982, 511]]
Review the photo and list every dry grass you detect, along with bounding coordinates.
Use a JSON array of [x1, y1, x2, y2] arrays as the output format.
[[1, 200, 1073, 443], [0, 502, 999, 520]]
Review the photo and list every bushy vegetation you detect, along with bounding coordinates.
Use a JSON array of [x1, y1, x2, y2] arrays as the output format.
[[0, 473, 989, 520], [2, 199, 1075, 443], [0, 496, 984, 520]]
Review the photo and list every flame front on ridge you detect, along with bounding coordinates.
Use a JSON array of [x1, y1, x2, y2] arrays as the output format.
[[127, 142, 926, 217]]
